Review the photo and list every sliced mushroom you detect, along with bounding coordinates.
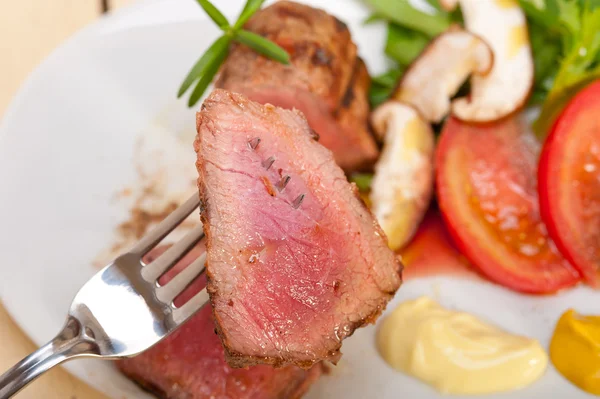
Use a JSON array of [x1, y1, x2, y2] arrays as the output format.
[[370, 101, 435, 250], [443, 0, 534, 122], [392, 26, 493, 124]]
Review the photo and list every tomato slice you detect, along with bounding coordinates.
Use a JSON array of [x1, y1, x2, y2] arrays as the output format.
[[436, 116, 580, 293], [400, 210, 480, 281], [538, 80, 600, 286]]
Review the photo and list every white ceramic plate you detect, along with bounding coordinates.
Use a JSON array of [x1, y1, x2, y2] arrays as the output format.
[[0, 0, 597, 398]]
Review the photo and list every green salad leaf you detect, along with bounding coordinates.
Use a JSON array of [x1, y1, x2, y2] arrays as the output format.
[[369, 69, 403, 108], [385, 24, 429, 66], [178, 0, 290, 107], [363, 0, 451, 37], [520, 0, 600, 135]]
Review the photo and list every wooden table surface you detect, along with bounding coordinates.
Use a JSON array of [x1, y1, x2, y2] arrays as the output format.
[[0, 2, 132, 397]]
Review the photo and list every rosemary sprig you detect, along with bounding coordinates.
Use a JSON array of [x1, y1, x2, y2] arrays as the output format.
[[178, 0, 291, 107]]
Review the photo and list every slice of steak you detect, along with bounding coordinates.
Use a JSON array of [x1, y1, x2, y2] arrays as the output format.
[[332, 58, 375, 171], [118, 246, 323, 399], [215, 1, 378, 172], [195, 89, 402, 369]]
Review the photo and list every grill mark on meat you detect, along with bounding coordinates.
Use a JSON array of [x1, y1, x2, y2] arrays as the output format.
[[340, 86, 355, 110], [217, 1, 356, 113], [311, 48, 332, 66], [334, 57, 363, 116], [214, 1, 378, 172]]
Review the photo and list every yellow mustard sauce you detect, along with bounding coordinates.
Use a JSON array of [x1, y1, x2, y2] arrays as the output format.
[[550, 309, 600, 395], [377, 297, 548, 395]]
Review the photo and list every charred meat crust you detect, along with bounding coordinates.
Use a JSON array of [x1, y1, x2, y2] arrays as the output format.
[[216, 0, 356, 112], [334, 57, 370, 116], [215, 1, 378, 173], [217, 294, 395, 370], [333, 58, 379, 172]]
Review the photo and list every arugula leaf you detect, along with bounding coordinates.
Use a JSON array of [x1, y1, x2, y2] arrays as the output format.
[[369, 86, 393, 108], [532, 0, 600, 135], [385, 23, 429, 66], [527, 22, 560, 103], [519, 0, 561, 29], [363, 0, 451, 37], [369, 68, 403, 108], [372, 68, 404, 87]]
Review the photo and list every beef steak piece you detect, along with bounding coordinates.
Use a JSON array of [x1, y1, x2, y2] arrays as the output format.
[[215, 0, 378, 172], [195, 89, 402, 369], [118, 246, 323, 399]]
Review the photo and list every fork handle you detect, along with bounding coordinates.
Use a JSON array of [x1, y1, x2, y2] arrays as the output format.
[[0, 317, 97, 398]]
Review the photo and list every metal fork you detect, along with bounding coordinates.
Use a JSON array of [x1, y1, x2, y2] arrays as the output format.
[[0, 194, 207, 398]]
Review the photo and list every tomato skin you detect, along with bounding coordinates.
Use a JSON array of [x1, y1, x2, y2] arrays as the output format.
[[436, 116, 580, 294], [538, 80, 600, 287]]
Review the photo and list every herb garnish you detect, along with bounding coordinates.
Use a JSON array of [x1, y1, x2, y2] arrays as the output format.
[[178, 0, 290, 107]]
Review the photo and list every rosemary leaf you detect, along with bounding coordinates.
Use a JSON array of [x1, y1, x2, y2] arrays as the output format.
[[188, 48, 229, 107], [178, 35, 230, 98], [235, 30, 290, 64], [195, 0, 230, 29], [234, 0, 265, 29]]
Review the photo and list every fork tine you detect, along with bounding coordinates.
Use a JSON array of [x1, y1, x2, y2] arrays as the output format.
[[130, 194, 201, 256], [156, 252, 206, 304], [141, 224, 205, 282], [171, 287, 211, 325]]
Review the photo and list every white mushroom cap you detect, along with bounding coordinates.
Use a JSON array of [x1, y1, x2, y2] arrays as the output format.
[[370, 101, 435, 250], [444, 0, 534, 122], [393, 26, 493, 123]]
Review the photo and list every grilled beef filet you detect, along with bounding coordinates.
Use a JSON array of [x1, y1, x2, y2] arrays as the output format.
[[118, 246, 323, 399], [195, 90, 402, 369], [215, 1, 378, 172]]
